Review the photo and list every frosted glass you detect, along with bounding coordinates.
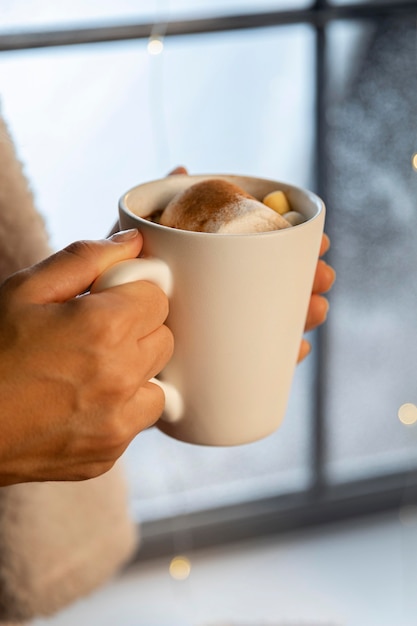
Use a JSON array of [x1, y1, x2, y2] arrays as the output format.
[[0, 26, 314, 251], [325, 18, 417, 481]]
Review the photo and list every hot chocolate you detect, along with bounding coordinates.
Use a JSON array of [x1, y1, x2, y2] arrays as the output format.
[[155, 178, 305, 234]]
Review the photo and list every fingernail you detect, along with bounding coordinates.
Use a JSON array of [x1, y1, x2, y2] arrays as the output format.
[[109, 228, 139, 243]]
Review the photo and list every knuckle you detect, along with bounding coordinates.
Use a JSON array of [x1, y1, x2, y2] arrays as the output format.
[[105, 371, 138, 400], [86, 367, 132, 406], [73, 460, 116, 482], [93, 312, 122, 347], [62, 239, 108, 281], [141, 282, 170, 322], [63, 239, 99, 261], [110, 420, 133, 448], [98, 412, 136, 451], [74, 298, 121, 346], [0, 268, 32, 300]]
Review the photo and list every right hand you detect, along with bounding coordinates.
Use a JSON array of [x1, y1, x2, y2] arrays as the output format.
[[297, 233, 335, 362], [0, 229, 174, 485]]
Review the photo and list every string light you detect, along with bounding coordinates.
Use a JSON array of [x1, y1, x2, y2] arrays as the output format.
[[398, 403, 417, 425], [412, 153, 417, 171], [169, 555, 191, 580], [148, 35, 164, 55]]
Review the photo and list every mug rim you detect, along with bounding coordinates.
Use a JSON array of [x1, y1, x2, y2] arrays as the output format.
[[119, 173, 325, 238]]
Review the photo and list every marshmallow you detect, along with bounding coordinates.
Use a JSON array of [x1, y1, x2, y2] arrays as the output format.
[[160, 179, 291, 234], [281, 211, 306, 226], [262, 190, 291, 215]]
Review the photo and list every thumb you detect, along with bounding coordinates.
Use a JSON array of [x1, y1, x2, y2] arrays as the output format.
[[19, 229, 143, 303]]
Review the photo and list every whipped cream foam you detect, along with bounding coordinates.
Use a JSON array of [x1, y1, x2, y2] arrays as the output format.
[[159, 179, 292, 234]]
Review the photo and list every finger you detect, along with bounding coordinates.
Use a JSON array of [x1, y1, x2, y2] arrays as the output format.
[[115, 381, 167, 446], [88, 279, 170, 341], [304, 294, 329, 332], [137, 324, 174, 382], [62, 382, 166, 479], [15, 230, 143, 304], [297, 338, 311, 363], [168, 166, 188, 176], [97, 381, 168, 462], [67, 380, 168, 480], [312, 260, 336, 294], [126, 380, 167, 436], [319, 233, 331, 257]]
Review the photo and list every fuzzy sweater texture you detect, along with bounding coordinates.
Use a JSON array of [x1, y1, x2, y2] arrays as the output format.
[[0, 114, 138, 624]]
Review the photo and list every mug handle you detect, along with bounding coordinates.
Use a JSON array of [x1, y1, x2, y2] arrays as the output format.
[[90, 258, 184, 423]]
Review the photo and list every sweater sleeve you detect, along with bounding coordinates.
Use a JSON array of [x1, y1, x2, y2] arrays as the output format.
[[0, 113, 52, 279], [0, 111, 139, 623]]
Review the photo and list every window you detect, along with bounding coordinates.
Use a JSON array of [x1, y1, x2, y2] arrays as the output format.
[[325, 15, 417, 482], [1, 0, 416, 558], [1, 0, 311, 31]]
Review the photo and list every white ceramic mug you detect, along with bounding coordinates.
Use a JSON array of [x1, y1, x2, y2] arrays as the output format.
[[92, 174, 325, 446]]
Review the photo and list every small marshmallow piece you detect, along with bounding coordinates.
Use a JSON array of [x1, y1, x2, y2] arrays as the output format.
[[262, 190, 291, 215], [282, 211, 306, 226]]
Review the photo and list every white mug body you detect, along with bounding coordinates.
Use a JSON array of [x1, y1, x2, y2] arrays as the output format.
[[119, 174, 325, 446]]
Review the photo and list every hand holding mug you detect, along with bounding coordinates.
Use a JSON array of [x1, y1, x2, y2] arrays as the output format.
[[0, 231, 173, 484]]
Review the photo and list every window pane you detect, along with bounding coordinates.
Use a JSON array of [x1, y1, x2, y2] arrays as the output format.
[[0, 24, 315, 519], [2, 0, 311, 33], [0, 26, 315, 250], [324, 17, 417, 482]]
